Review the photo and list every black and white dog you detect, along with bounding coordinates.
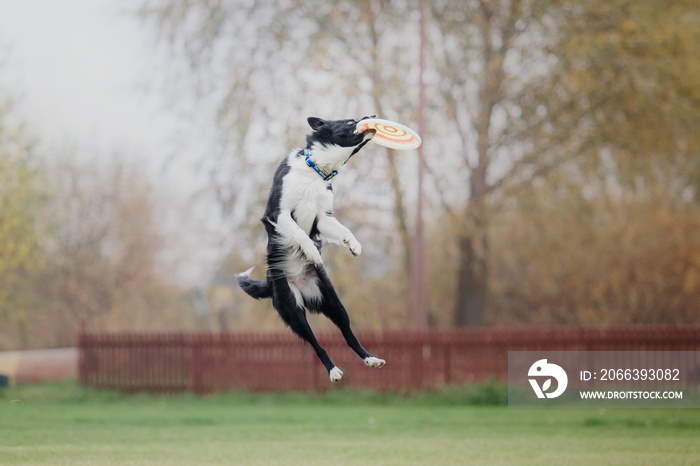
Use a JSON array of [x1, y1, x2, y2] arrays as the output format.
[[236, 116, 385, 382]]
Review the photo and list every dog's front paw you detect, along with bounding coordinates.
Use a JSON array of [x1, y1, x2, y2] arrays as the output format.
[[364, 356, 385, 368], [344, 237, 362, 257], [329, 366, 344, 382], [304, 247, 323, 265]]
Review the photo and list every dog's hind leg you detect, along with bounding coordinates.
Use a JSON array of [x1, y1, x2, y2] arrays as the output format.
[[313, 268, 386, 369], [269, 272, 343, 381]]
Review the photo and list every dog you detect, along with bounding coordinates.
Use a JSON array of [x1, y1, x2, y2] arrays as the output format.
[[236, 116, 385, 382]]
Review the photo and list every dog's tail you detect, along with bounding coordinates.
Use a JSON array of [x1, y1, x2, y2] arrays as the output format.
[[236, 266, 271, 300]]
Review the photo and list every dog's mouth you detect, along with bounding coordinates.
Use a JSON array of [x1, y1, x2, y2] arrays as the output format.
[[352, 115, 377, 135], [353, 127, 377, 136], [361, 128, 377, 136]]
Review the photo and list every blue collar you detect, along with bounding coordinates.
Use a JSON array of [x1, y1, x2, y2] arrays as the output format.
[[305, 147, 337, 181]]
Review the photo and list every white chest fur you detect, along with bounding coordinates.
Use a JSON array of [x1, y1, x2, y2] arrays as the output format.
[[279, 156, 333, 235]]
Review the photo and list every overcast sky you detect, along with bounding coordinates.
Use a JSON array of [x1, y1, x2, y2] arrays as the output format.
[[0, 0, 220, 286], [0, 0, 181, 155]]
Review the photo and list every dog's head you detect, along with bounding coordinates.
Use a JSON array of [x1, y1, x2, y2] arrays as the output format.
[[305, 116, 377, 169]]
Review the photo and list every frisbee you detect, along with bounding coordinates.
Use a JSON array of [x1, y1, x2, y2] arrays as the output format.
[[356, 118, 422, 150]]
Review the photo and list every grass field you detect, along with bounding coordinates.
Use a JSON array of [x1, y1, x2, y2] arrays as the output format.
[[1, 382, 699, 465]]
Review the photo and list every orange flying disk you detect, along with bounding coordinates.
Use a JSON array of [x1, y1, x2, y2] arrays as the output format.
[[356, 118, 422, 150]]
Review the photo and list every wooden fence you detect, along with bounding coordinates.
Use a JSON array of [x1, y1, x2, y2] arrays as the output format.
[[78, 325, 700, 394]]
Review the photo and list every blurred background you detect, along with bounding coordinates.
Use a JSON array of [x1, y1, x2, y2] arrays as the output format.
[[1, 0, 698, 351]]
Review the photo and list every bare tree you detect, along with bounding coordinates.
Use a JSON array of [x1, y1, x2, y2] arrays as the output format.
[[41, 154, 180, 343], [429, 0, 601, 325]]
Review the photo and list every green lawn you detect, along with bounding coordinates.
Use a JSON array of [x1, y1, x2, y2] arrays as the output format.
[[1, 382, 699, 465]]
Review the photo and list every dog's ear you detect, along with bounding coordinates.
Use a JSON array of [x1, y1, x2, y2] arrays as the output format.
[[307, 117, 327, 131]]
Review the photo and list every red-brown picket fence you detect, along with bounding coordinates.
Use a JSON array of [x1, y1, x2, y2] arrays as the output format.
[[78, 325, 700, 394]]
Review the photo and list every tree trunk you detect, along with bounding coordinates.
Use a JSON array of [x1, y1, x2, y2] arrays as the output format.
[[454, 196, 489, 327]]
